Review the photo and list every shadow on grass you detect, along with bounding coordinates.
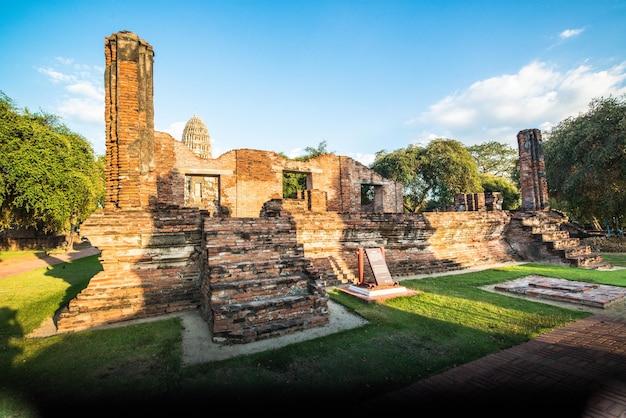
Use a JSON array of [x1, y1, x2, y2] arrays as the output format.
[[3, 259, 625, 416]]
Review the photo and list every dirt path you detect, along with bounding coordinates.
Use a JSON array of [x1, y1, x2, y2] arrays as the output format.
[[0, 245, 101, 279]]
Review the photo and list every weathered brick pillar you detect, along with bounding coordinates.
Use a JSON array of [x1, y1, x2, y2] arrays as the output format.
[[517, 128, 549, 210], [104, 31, 156, 210]]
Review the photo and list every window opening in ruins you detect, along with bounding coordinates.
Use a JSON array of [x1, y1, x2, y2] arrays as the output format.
[[283, 171, 309, 199], [361, 184, 382, 212], [184, 174, 220, 214]]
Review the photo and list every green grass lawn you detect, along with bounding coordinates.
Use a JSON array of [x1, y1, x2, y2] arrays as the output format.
[[0, 253, 625, 416]]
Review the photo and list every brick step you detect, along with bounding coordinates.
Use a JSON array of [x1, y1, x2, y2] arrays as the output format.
[[211, 294, 329, 344], [531, 224, 561, 234], [554, 245, 592, 258], [584, 262, 614, 270], [305, 255, 358, 286], [210, 274, 313, 305], [535, 230, 570, 242], [520, 216, 562, 228], [567, 253, 605, 268], [206, 246, 304, 261], [208, 259, 313, 282], [548, 237, 581, 250], [326, 256, 357, 285], [317, 270, 356, 286], [515, 210, 610, 271]]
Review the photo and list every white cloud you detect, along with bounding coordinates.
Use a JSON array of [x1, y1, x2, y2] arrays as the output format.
[[55, 57, 74, 66], [37, 58, 105, 152], [286, 147, 303, 159], [57, 97, 102, 124], [66, 81, 102, 101], [559, 28, 585, 39], [349, 152, 375, 166], [408, 61, 626, 146], [37, 67, 71, 83]]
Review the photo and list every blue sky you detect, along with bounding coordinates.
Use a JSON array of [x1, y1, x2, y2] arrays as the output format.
[[2, 0, 625, 165]]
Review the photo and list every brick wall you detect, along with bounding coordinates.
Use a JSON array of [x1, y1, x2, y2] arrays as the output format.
[[290, 210, 519, 286], [57, 208, 204, 333], [156, 146, 404, 217], [66, 205, 548, 337]]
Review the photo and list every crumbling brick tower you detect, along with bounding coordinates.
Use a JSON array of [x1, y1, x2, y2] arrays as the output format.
[[517, 128, 549, 211], [56, 32, 204, 333], [104, 31, 157, 209]]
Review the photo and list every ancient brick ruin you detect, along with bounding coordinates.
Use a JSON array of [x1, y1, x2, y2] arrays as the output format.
[[54, 31, 608, 343], [517, 128, 549, 211], [57, 31, 403, 342]]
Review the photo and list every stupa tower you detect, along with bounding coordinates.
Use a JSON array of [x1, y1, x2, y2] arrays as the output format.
[[182, 115, 212, 158]]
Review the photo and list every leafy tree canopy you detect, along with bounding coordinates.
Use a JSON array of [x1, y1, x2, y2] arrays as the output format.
[[0, 92, 104, 233], [467, 140, 518, 181], [297, 140, 333, 161], [371, 138, 482, 212], [479, 173, 520, 210], [544, 95, 626, 226]]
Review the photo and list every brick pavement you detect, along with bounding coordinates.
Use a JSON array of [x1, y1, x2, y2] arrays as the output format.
[[495, 276, 626, 309], [361, 315, 626, 417]]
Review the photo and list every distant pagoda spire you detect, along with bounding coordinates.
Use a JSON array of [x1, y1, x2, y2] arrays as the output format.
[[182, 115, 212, 158]]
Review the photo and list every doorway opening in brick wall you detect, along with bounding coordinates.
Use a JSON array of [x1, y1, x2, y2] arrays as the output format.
[[184, 174, 220, 215], [283, 171, 311, 198], [361, 183, 383, 212]]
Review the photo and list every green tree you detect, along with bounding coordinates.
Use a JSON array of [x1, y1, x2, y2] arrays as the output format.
[[544, 95, 626, 227], [371, 138, 482, 212], [282, 172, 307, 198], [421, 139, 483, 209], [467, 141, 521, 209], [297, 140, 333, 161], [0, 92, 104, 233], [370, 144, 425, 212], [479, 173, 520, 210], [467, 141, 518, 180]]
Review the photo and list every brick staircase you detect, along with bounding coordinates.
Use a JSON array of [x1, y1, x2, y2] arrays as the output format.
[[518, 211, 612, 269], [203, 216, 329, 344], [307, 255, 357, 285]]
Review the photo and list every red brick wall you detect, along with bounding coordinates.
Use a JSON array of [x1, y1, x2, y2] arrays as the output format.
[[291, 210, 518, 285], [58, 208, 204, 333], [158, 147, 404, 217], [198, 209, 519, 343]]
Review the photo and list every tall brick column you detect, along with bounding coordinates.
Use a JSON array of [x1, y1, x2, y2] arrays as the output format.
[[517, 128, 549, 211], [104, 31, 156, 210]]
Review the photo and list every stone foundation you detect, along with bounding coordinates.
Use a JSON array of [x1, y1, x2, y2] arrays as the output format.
[[57, 208, 204, 333]]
